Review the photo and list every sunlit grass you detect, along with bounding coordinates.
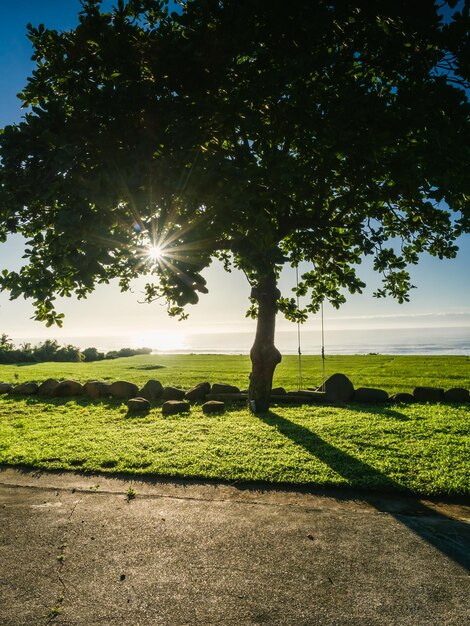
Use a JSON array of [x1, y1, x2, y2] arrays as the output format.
[[0, 395, 468, 497], [0, 354, 469, 394], [1, 354, 468, 496]]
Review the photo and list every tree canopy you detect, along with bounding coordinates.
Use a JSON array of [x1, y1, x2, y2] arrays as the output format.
[[1, 0, 469, 409]]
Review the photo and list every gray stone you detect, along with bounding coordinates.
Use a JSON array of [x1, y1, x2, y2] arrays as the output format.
[[185, 382, 211, 403], [288, 389, 325, 398], [413, 387, 444, 403], [206, 393, 247, 403], [390, 393, 415, 403], [354, 388, 389, 404], [282, 391, 326, 403], [109, 381, 139, 399], [162, 400, 190, 416], [83, 381, 112, 399], [211, 383, 240, 394], [37, 378, 60, 397], [318, 373, 354, 404], [202, 400, 225, 414], [53, 380, 84, 397], [139, 379, 163, 401], [162, 386, 186, 401], [127, 397, 151, 413], [0, 383, 13, 395], [444, 387, 469, 403], [12, 382, 39, 395]]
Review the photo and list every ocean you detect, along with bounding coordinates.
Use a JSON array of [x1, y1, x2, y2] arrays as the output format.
[[12, 326, 470, 356]]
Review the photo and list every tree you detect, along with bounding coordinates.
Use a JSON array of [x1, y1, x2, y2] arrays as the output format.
[[32, 339, 61, 362], [0, 333, 13, 350], [0, 0, 469, 410], [55, 344, 84, 362], [82, 346, 104, 362]]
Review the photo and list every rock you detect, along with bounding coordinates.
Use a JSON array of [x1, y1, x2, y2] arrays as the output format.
[[139, 379, 163, 401], [162, 400, 190, 415], [287, 389, 325, 398], [271, 387, 286, 396], [54, 380, 84, 397], [37, 378, 60, 397], [109, 381, 139, 399], [390, 393, 414, 403], [185, 382, 211, 403], [354, 388, 389, 403], [162, 386, 186, 401], [317, 373, 354, 404], [211, 383, 240, 394], [413, 387, 444, 403], [83, 381, 112, 399], [202, 400, 225, 414], [206, 393, 247, 403], [0, 383, 13, 395], [11, 382, 39, 395], [444, 387, 469, 403], [282, 391, 326, 404], [127, 397, 151, 413]]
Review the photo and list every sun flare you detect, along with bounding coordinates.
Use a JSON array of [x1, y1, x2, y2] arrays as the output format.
[[131, 330, 187, 352], [147, 245, 163, 261]]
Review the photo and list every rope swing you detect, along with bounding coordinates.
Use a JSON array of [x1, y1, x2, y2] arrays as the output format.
[[320, 301, 326, 392], [295, 265, 303, 390], [295, 266, 326, 391]]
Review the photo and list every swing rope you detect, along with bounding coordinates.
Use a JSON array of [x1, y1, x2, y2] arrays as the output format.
[[321, 301, 326, 391], [295, 265, 302, 390], [295, 267, 326, 391]]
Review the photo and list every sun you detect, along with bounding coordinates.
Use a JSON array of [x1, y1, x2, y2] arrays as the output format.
[[147, 245, 163, 261], [131, 330, 187, 352]]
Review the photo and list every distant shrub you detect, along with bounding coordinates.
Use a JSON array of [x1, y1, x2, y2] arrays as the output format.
[[55, 345, 84, 362], [82, 347, 105, 362], [0, 337, 152, 364], [0, 348, 35, 364], [32, 339, 61, 362], [105, 347, 152, 360], [118, 347, 152, 357]]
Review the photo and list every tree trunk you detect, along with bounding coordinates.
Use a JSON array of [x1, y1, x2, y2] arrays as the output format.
[[248, 270, 282, 413]]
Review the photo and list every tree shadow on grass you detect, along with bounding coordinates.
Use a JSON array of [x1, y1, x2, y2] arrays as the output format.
[[5, 394, 165, 420], [128, 365, 166, 371], [258, 410, 470, 573], [343, 403, 411, 421], [7, 394, 130, 411], [8, 362, 37, 367]]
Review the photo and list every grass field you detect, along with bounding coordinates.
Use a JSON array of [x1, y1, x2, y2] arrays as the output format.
[[0, 353, 469, 394], [0, 354, 469, 497]]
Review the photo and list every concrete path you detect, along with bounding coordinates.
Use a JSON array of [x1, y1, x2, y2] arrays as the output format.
[[0, 468, 469, 625]]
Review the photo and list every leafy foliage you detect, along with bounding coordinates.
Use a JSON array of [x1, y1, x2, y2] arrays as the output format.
[[0, 1, 468, 326], [0, 337, 151, 363]]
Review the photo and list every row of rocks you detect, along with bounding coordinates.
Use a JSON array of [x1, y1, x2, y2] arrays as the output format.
[[0, 373, 468, 407], [0, 379, 241, 402], [312, 373, 470, 404], [128, 397, 225, 415]]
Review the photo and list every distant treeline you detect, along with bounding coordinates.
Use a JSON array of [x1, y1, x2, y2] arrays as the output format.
[[0, 334, 151, 364]]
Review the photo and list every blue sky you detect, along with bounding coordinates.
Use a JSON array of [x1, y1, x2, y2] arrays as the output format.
[[0, 1, 469, 349]]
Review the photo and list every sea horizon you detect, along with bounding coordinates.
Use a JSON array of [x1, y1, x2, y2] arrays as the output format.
[[8, 325, 470, 356]]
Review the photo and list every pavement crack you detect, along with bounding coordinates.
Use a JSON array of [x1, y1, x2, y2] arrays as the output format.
[[67, 497, 81, 520], [46, 498, 81, 624]]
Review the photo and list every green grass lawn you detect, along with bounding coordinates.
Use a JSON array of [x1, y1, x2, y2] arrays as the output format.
[[0, 354, 469, 497], [1, 353, 469, 394], [0, 395, 468, 497]]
